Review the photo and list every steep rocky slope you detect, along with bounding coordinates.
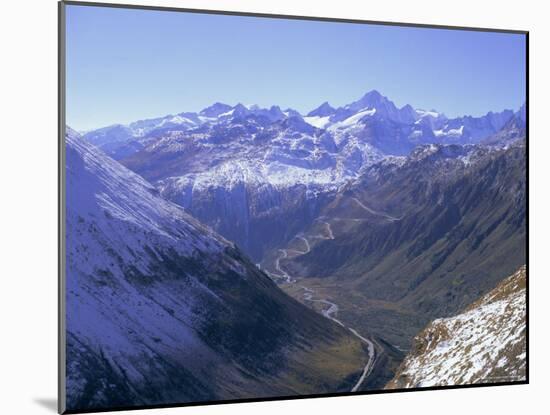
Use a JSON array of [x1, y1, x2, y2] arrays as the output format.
[[64, 128, 371, 412], [483, 104, 526, 147], [386, 266, 526, 388]]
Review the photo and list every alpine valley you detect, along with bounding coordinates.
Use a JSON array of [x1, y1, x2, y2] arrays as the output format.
[[68, 90, 527, 409]]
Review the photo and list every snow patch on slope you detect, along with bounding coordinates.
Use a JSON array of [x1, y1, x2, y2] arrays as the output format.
[[386, 266, 526, 388], [303, 115, 332, 129]]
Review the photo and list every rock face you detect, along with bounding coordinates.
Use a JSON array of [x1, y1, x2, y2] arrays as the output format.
[[158, 177, 335, 261], [65, 127, 371, 412], [483, 107, 527, 147], [386, 266, 526, 388]]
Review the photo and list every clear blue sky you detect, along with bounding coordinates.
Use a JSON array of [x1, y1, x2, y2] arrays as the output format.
[[66, 4, 526, 131]]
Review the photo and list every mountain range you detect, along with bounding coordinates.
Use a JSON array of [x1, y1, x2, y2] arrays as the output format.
[[82, 91, 525, 261], [84, 90, 525, 162]]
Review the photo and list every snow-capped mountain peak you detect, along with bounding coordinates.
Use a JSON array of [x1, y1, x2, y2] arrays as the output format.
[[345, 89, 388, 112], [307, 101, 336, 117], [199, 102, 233, 117]]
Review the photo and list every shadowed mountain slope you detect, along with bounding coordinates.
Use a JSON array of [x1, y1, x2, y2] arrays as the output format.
[[65, 128, 371, 412]]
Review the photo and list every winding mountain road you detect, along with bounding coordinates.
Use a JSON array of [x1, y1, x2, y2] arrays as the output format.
[[274, 249, 294, 283], [296, 235, 311, 254], [299, 279, 376, 391], [269, 228, 376, 392], [322, 221, 335, 239], [312, 219, 335, 240], [351, 197, 402, 222], [348, 328, 376, 391]]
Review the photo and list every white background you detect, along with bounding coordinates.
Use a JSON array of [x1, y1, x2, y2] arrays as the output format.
[[0, 0, 546, 413]]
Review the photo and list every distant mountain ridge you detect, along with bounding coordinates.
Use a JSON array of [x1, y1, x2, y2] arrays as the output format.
[[83, 90, 523, 159], [80, 91, 524, 261]]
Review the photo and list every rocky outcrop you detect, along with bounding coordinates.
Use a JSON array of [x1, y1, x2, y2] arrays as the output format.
[[386, 266, 526, 388]]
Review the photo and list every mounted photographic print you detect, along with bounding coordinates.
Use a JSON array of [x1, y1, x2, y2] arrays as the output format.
[[58, 1, 528, 413]]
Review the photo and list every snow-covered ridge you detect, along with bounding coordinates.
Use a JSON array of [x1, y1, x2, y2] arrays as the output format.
[[303, 115, 332, 129], [386, 266, 526, 388], [66, 126, 229, 255], [83, 90, 522, 149]]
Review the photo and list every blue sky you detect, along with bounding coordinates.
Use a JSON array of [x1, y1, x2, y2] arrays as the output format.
[[66, 4, 526, 131]]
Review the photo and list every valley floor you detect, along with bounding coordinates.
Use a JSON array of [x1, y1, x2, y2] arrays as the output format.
[[259, 237, 402, 391]]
